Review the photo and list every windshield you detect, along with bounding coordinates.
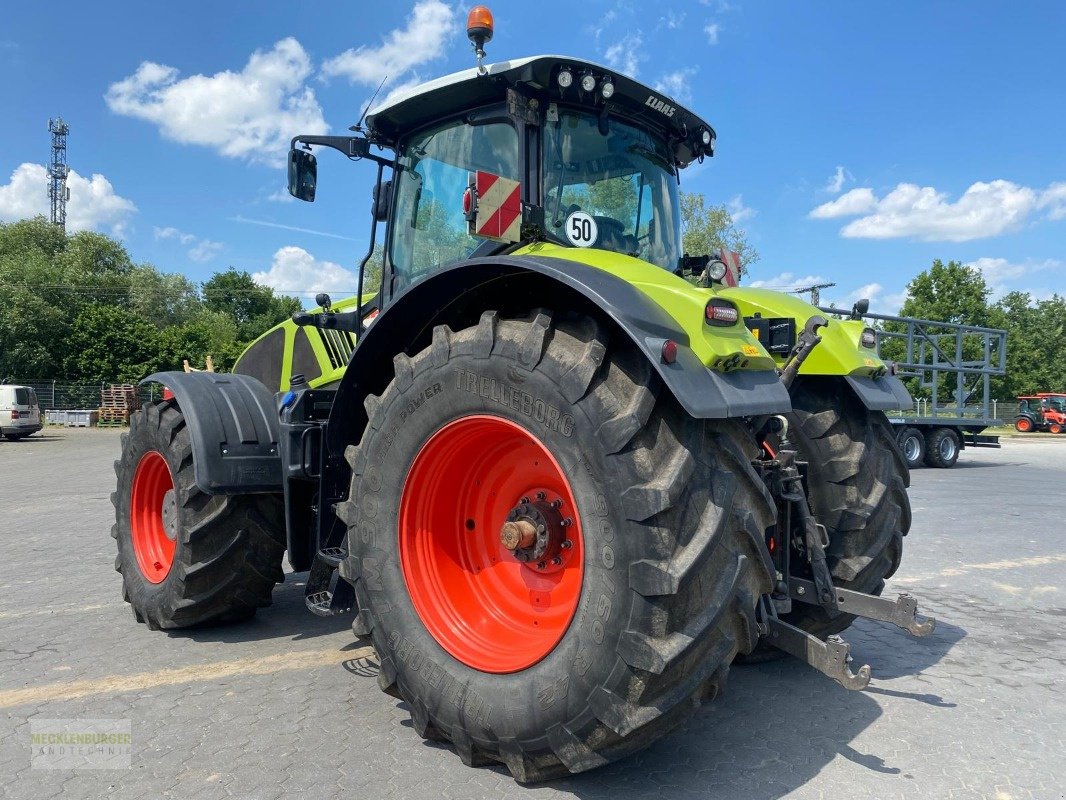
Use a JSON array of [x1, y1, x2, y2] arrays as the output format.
[[543, 110, 682, 271], [390, 120, 519, 290]]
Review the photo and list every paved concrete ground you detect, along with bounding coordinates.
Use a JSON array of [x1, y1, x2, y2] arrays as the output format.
[[1, 428, 1063, 799]]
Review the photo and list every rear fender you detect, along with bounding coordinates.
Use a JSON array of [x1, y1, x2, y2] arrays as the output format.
[[139, 371, 282, 494], [325, 255, 792, 455]]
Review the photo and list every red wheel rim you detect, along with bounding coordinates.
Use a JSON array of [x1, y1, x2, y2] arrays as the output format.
[[1017, 418, 1031, 431], [399, 415, 584, 673], [131, 451, 176, 583]]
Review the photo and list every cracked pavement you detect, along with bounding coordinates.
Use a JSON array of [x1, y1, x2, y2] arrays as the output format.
[[1, 428, 1063, 799]]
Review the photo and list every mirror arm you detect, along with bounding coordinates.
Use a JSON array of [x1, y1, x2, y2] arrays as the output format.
[[290, 135, 392, 166]]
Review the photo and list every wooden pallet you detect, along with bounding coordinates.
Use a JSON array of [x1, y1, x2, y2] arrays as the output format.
[[100, 384, 138, 411], [97, 407, 130, 427]]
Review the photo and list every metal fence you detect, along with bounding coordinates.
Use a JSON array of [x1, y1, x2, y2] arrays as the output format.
[[6, 380, 163, 411]]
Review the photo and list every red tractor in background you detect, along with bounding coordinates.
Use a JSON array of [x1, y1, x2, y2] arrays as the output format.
[[1015, 393, 1066, 433]]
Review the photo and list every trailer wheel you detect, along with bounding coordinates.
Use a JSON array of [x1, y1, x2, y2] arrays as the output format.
[[769, 377, 911, 642], [896, 426, 925, 469], [341, 311, 774, 781], [923, 427, 960, 468], [112, 401, 286, 629]]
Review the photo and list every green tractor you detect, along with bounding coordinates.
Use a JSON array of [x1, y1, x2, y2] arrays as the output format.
[[112, 12, 932, 782]]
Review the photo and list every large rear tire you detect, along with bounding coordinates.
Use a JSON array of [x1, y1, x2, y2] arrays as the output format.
[[112, 401, 286, 629], [779, 377, 911, 639], [340, 311, 774, 781]]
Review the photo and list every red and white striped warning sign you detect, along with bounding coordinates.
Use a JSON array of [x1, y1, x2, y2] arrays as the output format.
[[470, 171, 521, 243], [718, 248, 741, 287]]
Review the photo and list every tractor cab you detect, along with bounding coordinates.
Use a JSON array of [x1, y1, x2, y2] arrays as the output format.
[[286, 53, 717, 312]]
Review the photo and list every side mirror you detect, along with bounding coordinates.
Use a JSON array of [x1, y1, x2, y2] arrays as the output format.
[[288, 149, 317, 202], [373, 180, 392, 222]]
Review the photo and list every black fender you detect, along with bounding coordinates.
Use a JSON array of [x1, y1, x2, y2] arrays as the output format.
[[844, 373, 913, 413], [325, 254, 792, 455], [140, 371, 282, 494]]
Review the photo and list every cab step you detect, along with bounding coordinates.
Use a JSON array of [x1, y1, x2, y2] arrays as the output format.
[[304, 547, 355, 617]]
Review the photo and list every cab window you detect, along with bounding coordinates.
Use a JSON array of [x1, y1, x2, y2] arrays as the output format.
[[390, 120, 519, 290]]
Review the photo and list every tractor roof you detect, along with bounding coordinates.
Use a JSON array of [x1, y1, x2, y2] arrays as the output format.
[[365, 55, 716, 166]]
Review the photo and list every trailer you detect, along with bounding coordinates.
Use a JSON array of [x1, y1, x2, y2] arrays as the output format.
[[818, 304, 1007, 468]]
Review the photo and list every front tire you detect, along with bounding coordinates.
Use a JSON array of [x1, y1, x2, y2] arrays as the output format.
[[779, 377, 911, 639], [112, 401, 286, 629], [341, 311, 774, 781]]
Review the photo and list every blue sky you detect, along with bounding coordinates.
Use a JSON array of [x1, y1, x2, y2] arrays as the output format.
[[2, 1, 1064, 311]]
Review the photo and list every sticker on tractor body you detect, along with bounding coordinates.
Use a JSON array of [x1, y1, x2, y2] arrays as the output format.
[[467, 171, 522, 243], [564, 211, 598, 247]]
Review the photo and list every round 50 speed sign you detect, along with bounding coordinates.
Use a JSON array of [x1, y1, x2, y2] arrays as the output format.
[[564, 211, 598, 247]]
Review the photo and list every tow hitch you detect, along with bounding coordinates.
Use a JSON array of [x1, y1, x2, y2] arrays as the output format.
[[754, 446, 936, 690]]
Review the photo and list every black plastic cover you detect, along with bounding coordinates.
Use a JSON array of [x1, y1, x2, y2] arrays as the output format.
[[845, 374, 913, 412], [140, 371, 282, 494]]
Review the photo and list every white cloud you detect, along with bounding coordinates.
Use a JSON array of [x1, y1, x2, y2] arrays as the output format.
[[660, 11, 686, 29], [265, 187, 295, 203], [967, 257, 1028, 285], [809, 180, 1061, 241], [106, 38, 327, 166], [253, 246, 358, 298], [321, 0, 455, 87], [654, 67, 697, 103], [189, 239, 224, 263], [704, 23, 721, 44], [370, 76, 425, 114], [824, 165, 852, 194], [965, 256, 1064, 299], [154, 225, 224, 263], [0, 162, 135, 235], [746, 271, 829, 290], [727, 194, 756, 224], [604, 34, 645, 78], [230, 215, 356, 241], [1038, 181, 1066, 220], [809, 187, 877, 219], [153, 226, 195, 245]]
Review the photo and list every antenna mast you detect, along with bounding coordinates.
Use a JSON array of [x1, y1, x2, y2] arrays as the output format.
[[790, 282, 836, 306], [48, 117, 70, 233]]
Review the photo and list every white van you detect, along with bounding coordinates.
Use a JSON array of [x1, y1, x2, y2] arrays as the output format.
[[0, 385, 42, 440]]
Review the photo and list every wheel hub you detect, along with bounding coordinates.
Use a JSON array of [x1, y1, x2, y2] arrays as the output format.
[[501, 494, 575, 573]]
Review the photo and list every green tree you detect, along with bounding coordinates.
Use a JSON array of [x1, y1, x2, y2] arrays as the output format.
[[990, 291, 1066, 399], [882, 259, 997, 404], [63, 305, 161, 382], [157, 310, 243, 372], [680, 191, 758, 274], [898, 259, 992, 326], [360, 243, 385, 295], [202, 269, 302, 341]]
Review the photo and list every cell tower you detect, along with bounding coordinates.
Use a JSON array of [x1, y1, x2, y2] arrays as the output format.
[[48, 117, 70, 233]]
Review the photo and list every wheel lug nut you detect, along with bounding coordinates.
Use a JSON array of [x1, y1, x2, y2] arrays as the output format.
[[520, 496, 530, 505], [561, 539, 572, 549], [561, 517, 573, 527], [551, 499, 562, 508], [537, 561, 546, 570], [536, 491, 546, 500], [551, 556, 562, 566]]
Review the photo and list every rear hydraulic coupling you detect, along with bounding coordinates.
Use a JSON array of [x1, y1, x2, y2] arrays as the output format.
[[779, 315, 828, 389]]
